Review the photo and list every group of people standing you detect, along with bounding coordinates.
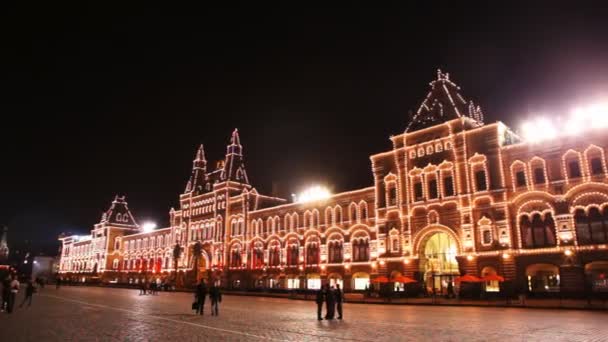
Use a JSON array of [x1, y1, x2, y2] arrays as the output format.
[[1, 275, 37, 313], [193, 280, 222, 316], [316, 284, 343, 320], [139, 281, 160, 295]]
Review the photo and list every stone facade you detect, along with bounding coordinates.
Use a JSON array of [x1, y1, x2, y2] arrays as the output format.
[[58, 71, 608, 295]]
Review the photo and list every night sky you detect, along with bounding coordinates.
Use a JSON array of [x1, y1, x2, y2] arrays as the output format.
[[3, 4, 608, 255]]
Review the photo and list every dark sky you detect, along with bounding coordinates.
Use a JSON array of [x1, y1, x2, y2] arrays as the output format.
[[3, 4, 608, 254]]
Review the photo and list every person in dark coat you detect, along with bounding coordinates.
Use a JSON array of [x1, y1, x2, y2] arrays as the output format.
[[325, 285, 336, 319], [20, 280, 36, 307], [194, 280, 208, 315], [55, 277, 61, 290], [1, 275, 10, 312], [335, 284, 343, 319], [209, 284, 222, 316], [315, 285, 326, 320]]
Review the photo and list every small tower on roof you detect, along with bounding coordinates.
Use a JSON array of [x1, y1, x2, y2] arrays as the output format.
[[405, 69, 484, 132], [221, 129, 249, 184], [185, 144, 209, 194], [100, 195, 139, 228]]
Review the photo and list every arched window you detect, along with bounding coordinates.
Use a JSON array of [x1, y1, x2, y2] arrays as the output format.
[[287, 245, 299, 266], [360, 201, 368, 221], [292, 213, 299, 231], [350, 203, 358, 223], [231, 248, 242, 267], [352, 239, 369, 262], [387, 184, 397, 206], [306, 243, 319, 265], [520, 213, 556, 248], [334, 207, 342, 225], [305, 211, 313, 228], [575, 207, 608, 245], [328, 241, 343, 263], [269, 245, 281, 267], [313, 210, 320, 228], [253, 246, 264, 269], [325, 208, 333, 226]]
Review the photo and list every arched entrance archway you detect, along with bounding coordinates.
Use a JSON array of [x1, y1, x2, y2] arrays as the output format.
[[419, 231, 459, 295]]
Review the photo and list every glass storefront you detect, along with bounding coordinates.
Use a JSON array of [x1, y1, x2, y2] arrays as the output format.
[[526, 264, 560, 292], [287, 278, 300, 289], [307, 274, 321, 289], [352, 273, 370, 290]]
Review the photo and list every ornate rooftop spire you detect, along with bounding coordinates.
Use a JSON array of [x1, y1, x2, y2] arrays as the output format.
[[405, 69, 484, 132]]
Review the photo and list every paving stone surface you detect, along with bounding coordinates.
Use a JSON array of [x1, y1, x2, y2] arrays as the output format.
[[0, 286, 606, 341]]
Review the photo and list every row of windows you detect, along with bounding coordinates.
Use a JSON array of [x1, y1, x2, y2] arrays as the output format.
[[513, 157, 604, 189], [408, 140, 452, 159], [123, 234, 172, 252], [232, 240, 371, 268], [250, 205, 369, 236]]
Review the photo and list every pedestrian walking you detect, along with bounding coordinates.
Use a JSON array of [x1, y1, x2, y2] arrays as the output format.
[[315, 285, 325, 320], [209, 284, 222, 316], [194, 280, 208, 315], [7, 276, 20, 313], [1, 275, 10, 312], [55, 277, 61, 290], [324, 285, 335, 319], [139, 282, 147, 295], [335, 284, 343, 319], [20, 280, 36, 308]]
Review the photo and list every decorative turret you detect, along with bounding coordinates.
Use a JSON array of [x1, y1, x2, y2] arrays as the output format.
[[185, 144, 209, 194], [406, 69, 484, 132], [100, 195, 139, 228], [221, 129, 249, 184]]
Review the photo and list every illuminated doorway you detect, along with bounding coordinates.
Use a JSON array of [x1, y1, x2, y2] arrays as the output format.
[[419, 231, 459, 295]]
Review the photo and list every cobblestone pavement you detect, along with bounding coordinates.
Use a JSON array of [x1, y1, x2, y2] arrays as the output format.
[[0, 287, 606, 341]]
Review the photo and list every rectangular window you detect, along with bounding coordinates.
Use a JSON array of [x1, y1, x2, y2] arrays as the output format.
[[443, 176, 454, 196], [515, 170, 526, 187], [591, 158, 603, 175], [428, 179, 438, 199], [569, 161, 582, 178], [534, 168, 545, 184], [482, 230, 492, 244], [475, 170, 487, 191], [414, 182, 423, 201], [389, 187, 397, 206]]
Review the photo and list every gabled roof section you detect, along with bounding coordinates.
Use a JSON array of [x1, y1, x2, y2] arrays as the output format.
[[405, 70, 484, 132], [100, 195, 139, 228]]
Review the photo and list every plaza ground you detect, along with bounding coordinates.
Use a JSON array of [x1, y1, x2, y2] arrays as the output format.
[[0, 287, 606, 341]]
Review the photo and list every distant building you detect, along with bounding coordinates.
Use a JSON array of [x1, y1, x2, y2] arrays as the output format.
[[32, 256, 57, 282], [58, 71, 608, 295]]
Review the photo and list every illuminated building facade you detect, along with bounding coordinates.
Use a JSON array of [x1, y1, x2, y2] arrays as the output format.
[[59, 71, 608, 294]]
